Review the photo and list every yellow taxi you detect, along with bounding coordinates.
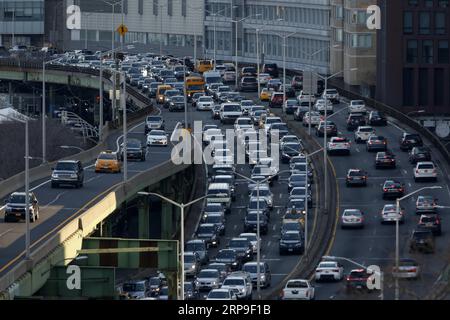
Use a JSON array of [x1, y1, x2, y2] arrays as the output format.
[[283, 207, 305, 227], [95, 151, 121, 173], [260, 88, 272, 101]]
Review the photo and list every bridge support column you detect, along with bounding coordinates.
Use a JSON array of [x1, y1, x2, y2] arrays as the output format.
[[138, 197, 150, 239], [160, 180, 175, 239], [166, 271, 178, 300]]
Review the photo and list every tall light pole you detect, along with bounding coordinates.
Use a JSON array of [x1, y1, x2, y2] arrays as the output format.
[[138, 192, 209, 300], [0, 114, 30, 258], [394, 185, 442, 300], [11, 8, 16, 47], [121, 71, 127, 182], [101, 0, 122, 53]]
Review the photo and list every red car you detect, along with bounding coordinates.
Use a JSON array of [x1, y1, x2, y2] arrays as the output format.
[[345, 269, 373, 293], [269, 92, 285, 108]]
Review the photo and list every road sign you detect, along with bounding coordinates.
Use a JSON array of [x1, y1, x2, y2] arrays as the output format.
[[117, 24, 128, 37]]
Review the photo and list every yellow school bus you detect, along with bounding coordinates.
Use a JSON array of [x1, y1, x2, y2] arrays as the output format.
[[185, 76, 205, 98], [196, 59, 214, 73], [156, 84, 172, 104]]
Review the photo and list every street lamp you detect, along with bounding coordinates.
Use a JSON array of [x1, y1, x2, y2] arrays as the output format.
[[233, 169, 292, 299], [137, 191, 210, 300], [323, 255, 384, 300], [407, 109, 426, 116], [59, 145, 84, 152], [394, 185, 442, 300], [0, 113, 30, 259], [101, 0, 122, 54]]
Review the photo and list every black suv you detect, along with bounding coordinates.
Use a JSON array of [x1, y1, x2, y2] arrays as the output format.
[[409, 229, 435, 253], [375, 152, 396, 169], [346, 113, 366, 131], [368, 111, 387, 126], [409, 146, 431, 164], [120, 138, 146, 161], [51, 160, 84, 188], [263, 63, 279, 78], [279, 230, 304, 255], [240, 77, 258, 92], [244, 211, 269, 234], [4, 192, 39, 222], [400, 133, 423, 151]]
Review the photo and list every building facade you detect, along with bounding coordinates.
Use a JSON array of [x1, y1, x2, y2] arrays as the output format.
[[330, 0, 377, 94], [205, 0, 331, 75], [0, 0, 45, 47], [376, 0, 450, 114], [53, 0, 205, 57]]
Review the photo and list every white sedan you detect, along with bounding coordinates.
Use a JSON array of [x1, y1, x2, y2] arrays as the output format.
[[197, 96, 215, 111], [315, 261, 344, 281], [147, 130, 168, 146], [349, 100, 367, 113]]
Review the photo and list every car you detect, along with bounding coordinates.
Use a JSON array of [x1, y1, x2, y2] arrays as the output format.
[[234, 117, 254, 132], [400, 132, 423, 151], [147, 130, 168, 146], [191, 92, 205, 107], [206, 288, 237, 300], [185, 239, 209, 265], [283, 99, 299, 114], [184, 281, 199, 300], [341, 209, 364, 229], [315, 260, 344, 282], [348, 100, 366, 113], [206, 83, 222, 97], [262, 116, 282, 134], [211, 105, 221, 119], [414, 161, 437, 181], [302, 111, 322, 127], [409, 146, 432, 164], [316, 121, 338, 137], [267, 79, 282, 91], [95, 151, 121, 173], [269, 122, 289, 139], [157, 286, 170, 300], [381, 204, 405, 224], [281, 279, 314, 300], [240, 76, 258, 92], [327, 137, 351, 155], [4, 192, 40, 223], [409, 229, 435, 253], [120, 138, 146, 161], [241, 66, 257, 77], [249, 185, 273, 209], [251, 166, 274, 186], [269, 92, 285, 108], [239, 233, 259, 254], [322, 88, 340, 104], [284, 200, 307, 222], [314, 98, 334, 114], [418, 214, 442, 235], [51, 160, 84, 188], [297, 91, 317, 105], [247, 197, 270, 220], [148, 276, 163, 297], [346, 112, 367, 131], [280, 135, 301, 148], [392, 258, 420, 279], [368, 111, 387, 126], [354, 126, 375, 143], [168, 95, 185, 111], [294, 105, 310, 121], [279, 230, 304, 255], [220, 103, 242, 124], [145, 115, 165, 133], [206, 262, 231, 280], [258, 73, 272, 85], [122, 280, 148, 299], [244, 211, 269, 235], [346, 169, 368, 187], [375, 151, 396, 169], [242, 262, 272, 288], [203, 128, 223, 145], [289, 186, 312, 206], [240, 100, 255, 115], [382, 180, 405, 199], [281, 142, 303, 163], [195, 269, 221, 291], [345, 269, 372, 293], [195, 223, 220, 248], [227, 238, 254, 263], [196, 96, 215, 111], [214, 249, 241, 271], [184, 252, 201, 277], [280, 84, 296, 98], [366, 135, 387, 151], [280, 221, 302, 236], [263, 63, 279, 78], [220, 274, 253, 300], [288, 174, 309, 192], [223, 71, 236, 83], [415, 195, 437, 214]]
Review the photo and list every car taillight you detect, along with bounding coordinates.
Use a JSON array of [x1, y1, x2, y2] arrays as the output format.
[[383, 188, 388, 192], [348, 177, 353, 180], [416, 170, 419, 174], [332, 269, 340, 273]]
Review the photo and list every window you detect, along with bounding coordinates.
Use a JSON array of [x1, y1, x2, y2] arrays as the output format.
[[434, 69, 444, 106], [419, 68, 428, 106], [406, 40, 418, 63], [335, 28, 343, 42], [335, 6, 343, 19], [409, 0, 419, 5], [153, 0, 158, 16], [438, 40, 449, 63], [168, 0, 173, 16], [422, 40, 434, 63], [348, 34, 372, 48], [403, 68, 414, 106], [435, 12, 446, 34], [138, 0, 143, 15], [439, 0, 449, 7], [425, 0, 434, 7], [419, 12, 431, 34], [181, 0, 187, 17], [404, 12, 413, 33]]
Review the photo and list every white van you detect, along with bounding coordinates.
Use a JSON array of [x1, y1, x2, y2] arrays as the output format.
[[207, 183, 231, 213]]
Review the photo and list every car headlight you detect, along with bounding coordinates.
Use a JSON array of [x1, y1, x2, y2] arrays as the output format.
[[260, 275, 266, 280], [52, 173, 58, 178], [5, 207, 12, 212], [70, 173, 77, 178], [232, 262, 238, 265], [191, 265, 196, 269]]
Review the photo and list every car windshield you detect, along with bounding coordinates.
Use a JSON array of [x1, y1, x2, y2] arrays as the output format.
[[197, 225, 215, 234], [271, 124, 288, 131], [282, 223, 300, 231], [418, 164, 434, 169], [186, 242, 204, 251], [123, 283, 145, 292], [205, 215, 222, 224], [283, 144, 301, 152], [414, 231, 432, 239], [240, 235, 257, 242], [243, 265, 264, 273], [359, 128, 373, 132], [199, 270, 219, 278], [319, 262, 337, 268], [282, 232, 300, 240], [208, 291, 229, 299], [147, 116, 162, 122], [286, 281, 308, 288], [250, 189, 270, 197], [223, 279, 245, 286], [217, 250, 235, 259], [349, 171, 364, 176], [249, 200, 267, 210], [184, 255, 196, 263], [126, 140, 141, 148], [421, 216, 437, 223], [223, 105, 241, 112], [171, 96, 184, 102], [344, 210, 361, 217], [98, 153, 116, 160], [149, 278, 160, 286], [55, 162, 77, 171], [8, 194, 26, 203], [199, 97, 213, 102], [291, 175, 307, 182], [150, 131, 165, 136], [228, 240, 248, 248], [385, 181, 401, 188]]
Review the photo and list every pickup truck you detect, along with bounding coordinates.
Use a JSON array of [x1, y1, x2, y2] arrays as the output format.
[[281, 279, 315, 300]]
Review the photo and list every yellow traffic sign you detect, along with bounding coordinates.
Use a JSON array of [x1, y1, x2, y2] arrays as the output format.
[[117, 24, 128, 36]]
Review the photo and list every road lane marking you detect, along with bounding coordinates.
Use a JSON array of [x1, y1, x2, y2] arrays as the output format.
[[0, 229, 13, 239], [43, 192, 67, 209]]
